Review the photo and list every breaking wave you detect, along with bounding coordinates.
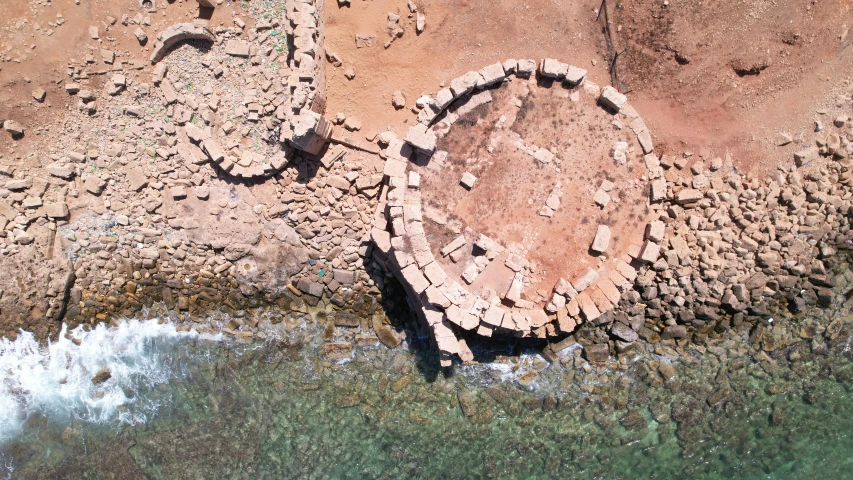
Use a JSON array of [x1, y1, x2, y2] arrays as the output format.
[[0, 319, 218, 444]]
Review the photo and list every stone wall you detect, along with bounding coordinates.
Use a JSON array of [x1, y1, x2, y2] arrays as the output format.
[[283, 0, 332, 154]]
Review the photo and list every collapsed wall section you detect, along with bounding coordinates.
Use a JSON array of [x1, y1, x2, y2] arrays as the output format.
[[282, 0, 332, 155]]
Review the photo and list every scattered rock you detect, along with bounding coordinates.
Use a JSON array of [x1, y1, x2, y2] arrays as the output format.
[[3, 120, 24, 137], [591, 225, 611, 254], [225, 39, 251, 57], [134, 27, 148, 43], [355, 34, 377, 48], [392, 91, 406, 109], [584, 343, 610, 363]]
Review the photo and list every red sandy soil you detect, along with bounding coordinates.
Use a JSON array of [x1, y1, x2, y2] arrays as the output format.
[[324, 0, 853, 175]]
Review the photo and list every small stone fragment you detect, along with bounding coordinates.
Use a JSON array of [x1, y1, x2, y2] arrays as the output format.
[[3, 120, 24, 137], [391, 91, 406, 109], [134, 27, 148, 43]]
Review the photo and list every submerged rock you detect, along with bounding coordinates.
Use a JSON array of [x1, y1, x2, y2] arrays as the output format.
[[377, 326, 401, 348], [91, 368, 112, 385], [323, 342, 353, 361]]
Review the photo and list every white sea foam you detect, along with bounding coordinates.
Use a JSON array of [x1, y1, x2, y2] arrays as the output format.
[[0, 319, 217, 444]]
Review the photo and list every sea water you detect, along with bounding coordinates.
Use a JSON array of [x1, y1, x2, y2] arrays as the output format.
[[3, 279, 853, 478]]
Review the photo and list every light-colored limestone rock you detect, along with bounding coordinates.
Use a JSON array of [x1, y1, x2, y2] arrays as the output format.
[[599, 86, 627, 112], [460, 172, 477, 190], [591, 225, 611, 254], [572, 268, 599, 292]]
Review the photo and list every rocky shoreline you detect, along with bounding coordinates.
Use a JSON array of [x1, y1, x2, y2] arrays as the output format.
[[0, 0, 852, 374]]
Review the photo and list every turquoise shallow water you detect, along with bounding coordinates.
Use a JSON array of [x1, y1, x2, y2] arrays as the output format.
[[4, 272, 853, 478]]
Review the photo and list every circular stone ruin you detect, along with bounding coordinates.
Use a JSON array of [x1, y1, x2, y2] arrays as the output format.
[[373, 59, 663, 366]]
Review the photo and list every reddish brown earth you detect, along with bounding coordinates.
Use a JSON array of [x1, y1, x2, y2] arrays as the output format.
[[325, 0, 853, 174], [609, 0, 853, 175]]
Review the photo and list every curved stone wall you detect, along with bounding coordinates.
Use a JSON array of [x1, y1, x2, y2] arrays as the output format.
[[372, 59, 662, 366], [148, 0, 333, 181], [150, 23, 216, 64]]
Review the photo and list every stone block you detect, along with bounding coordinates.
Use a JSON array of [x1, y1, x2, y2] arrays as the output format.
[[483, 305, 505, 327], [650, 179, 667, 202], [597, 278, 621, 305], [290, 110, 333, 155], [505, 272, 524, 303], [449, 71, 480, 97], [516, 59, 536, 76], [423, 261, 447, 286], [576, 292, 601, 321], [440, 235, 466, 256], [637, 130, 654, 154], [564, 66, 587, 86], [478, 62, 506, 86], [225, 39, 251, 57], [676, 188, 703, 204], [43, 202, 69, 218], [401, 263, 430, 294], [638, 240, 660, 263], [599, 86, 627, 112], [333, 269, 356, 285], [539, 58, 568, 78], [584, 343, 610, 363], [645, 220, 665, 243], [424, 285, 451, 308], [434, 87, 454, 110], [572, 268, 599, 292], [593, 189, 611, 207], [404, 124, 437, 155], [591, 225, 611, 253], [460, 172, 477, 190]]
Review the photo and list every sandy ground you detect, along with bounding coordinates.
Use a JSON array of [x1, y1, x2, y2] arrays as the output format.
[[324, 0, 853, 175], [3, 0, 849, 192]]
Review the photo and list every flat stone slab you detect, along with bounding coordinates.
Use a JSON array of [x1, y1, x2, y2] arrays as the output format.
[[460, 172, 477, 190]]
